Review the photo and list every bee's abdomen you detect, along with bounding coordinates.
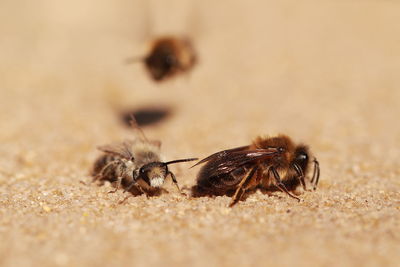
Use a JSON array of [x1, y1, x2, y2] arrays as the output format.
[[91, 154, 118, 178], [192, 166, 248, 197]]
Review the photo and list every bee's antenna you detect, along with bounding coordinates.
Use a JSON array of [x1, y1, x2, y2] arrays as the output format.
[[128, 114, 149, 142], [165, 158, 198, 165], [125, 56, 145, 64]]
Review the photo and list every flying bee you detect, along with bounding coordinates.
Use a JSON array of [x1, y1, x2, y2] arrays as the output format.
[[91, 119, 197, 197], [191, 135, 320, 207], [127, 36, 197, 82]]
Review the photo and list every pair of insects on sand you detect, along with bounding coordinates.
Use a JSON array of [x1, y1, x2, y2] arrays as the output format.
[[92, 119, 320, 207]]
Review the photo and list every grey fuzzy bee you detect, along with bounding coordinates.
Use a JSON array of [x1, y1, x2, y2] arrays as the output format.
[[92, 121, 197, 197]]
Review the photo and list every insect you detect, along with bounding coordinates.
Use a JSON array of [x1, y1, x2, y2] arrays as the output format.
[[127, 36, 197, 82], [191, 135, 320, 207], [91, 119, 197, 197]]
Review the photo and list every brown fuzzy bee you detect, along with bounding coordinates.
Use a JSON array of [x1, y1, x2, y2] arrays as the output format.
[[191, 135, 320, 207], [92, 120, 197, 197], [127, 36, 197, 81]]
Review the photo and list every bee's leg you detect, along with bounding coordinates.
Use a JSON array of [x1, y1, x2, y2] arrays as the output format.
[[167, 171, 183, 194], [108, 177, 122, 193], [118, 195, 131, 204], [229, 166, 258, 207], [293, 164, 307, 191], [94, 160, 119, 184], [310, 159, 320, 190], [271, 167, 301, 201], [119, 179, 149, 202], [136, 184, 148, 197], [91, 156, 107, 182], [123, 180, 136, 193], [299, 176, 307, 191], [118, 182, 148, 204]]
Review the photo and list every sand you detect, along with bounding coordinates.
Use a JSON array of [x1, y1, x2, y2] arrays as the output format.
[[1, 1, 399, 266]]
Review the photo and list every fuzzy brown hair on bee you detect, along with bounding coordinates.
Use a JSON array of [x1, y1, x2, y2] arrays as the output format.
[[91, 139, 159, 192], [191, 135, 320, 207], [91, 118, 197, 198], [127, 36, 197, 82]]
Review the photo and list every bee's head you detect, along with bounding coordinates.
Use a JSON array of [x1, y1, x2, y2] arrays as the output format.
[[136, 158, 198, 188], [292, 145, 320, 190], [293, 145, 310, 173], [138, 162, 168, 188]]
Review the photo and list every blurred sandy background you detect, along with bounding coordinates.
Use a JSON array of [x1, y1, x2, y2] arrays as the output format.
[[1, 0, 399, 266]]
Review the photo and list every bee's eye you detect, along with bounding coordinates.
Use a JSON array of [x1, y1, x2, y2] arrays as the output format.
[[297, 153, 308, 161], [278, 147, 285, 153]]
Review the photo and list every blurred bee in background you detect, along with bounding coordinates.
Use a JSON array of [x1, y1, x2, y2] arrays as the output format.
[[191, 135, 320, 207], [92, 118, 197, 197], [126, 36, 197, 82]]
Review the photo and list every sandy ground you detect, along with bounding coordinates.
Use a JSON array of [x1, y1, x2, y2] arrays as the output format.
[[1, 1, 400, 266]]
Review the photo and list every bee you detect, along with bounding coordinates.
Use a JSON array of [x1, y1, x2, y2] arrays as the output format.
[[191, 135, 320, 207], [127, 36, 197, 82], [92, 119, 197, 197]]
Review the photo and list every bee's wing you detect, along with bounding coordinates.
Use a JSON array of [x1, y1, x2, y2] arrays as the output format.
[[194, 147, 280, 177], [97, 141, 134, 160], [192, 146, 249, 167]]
